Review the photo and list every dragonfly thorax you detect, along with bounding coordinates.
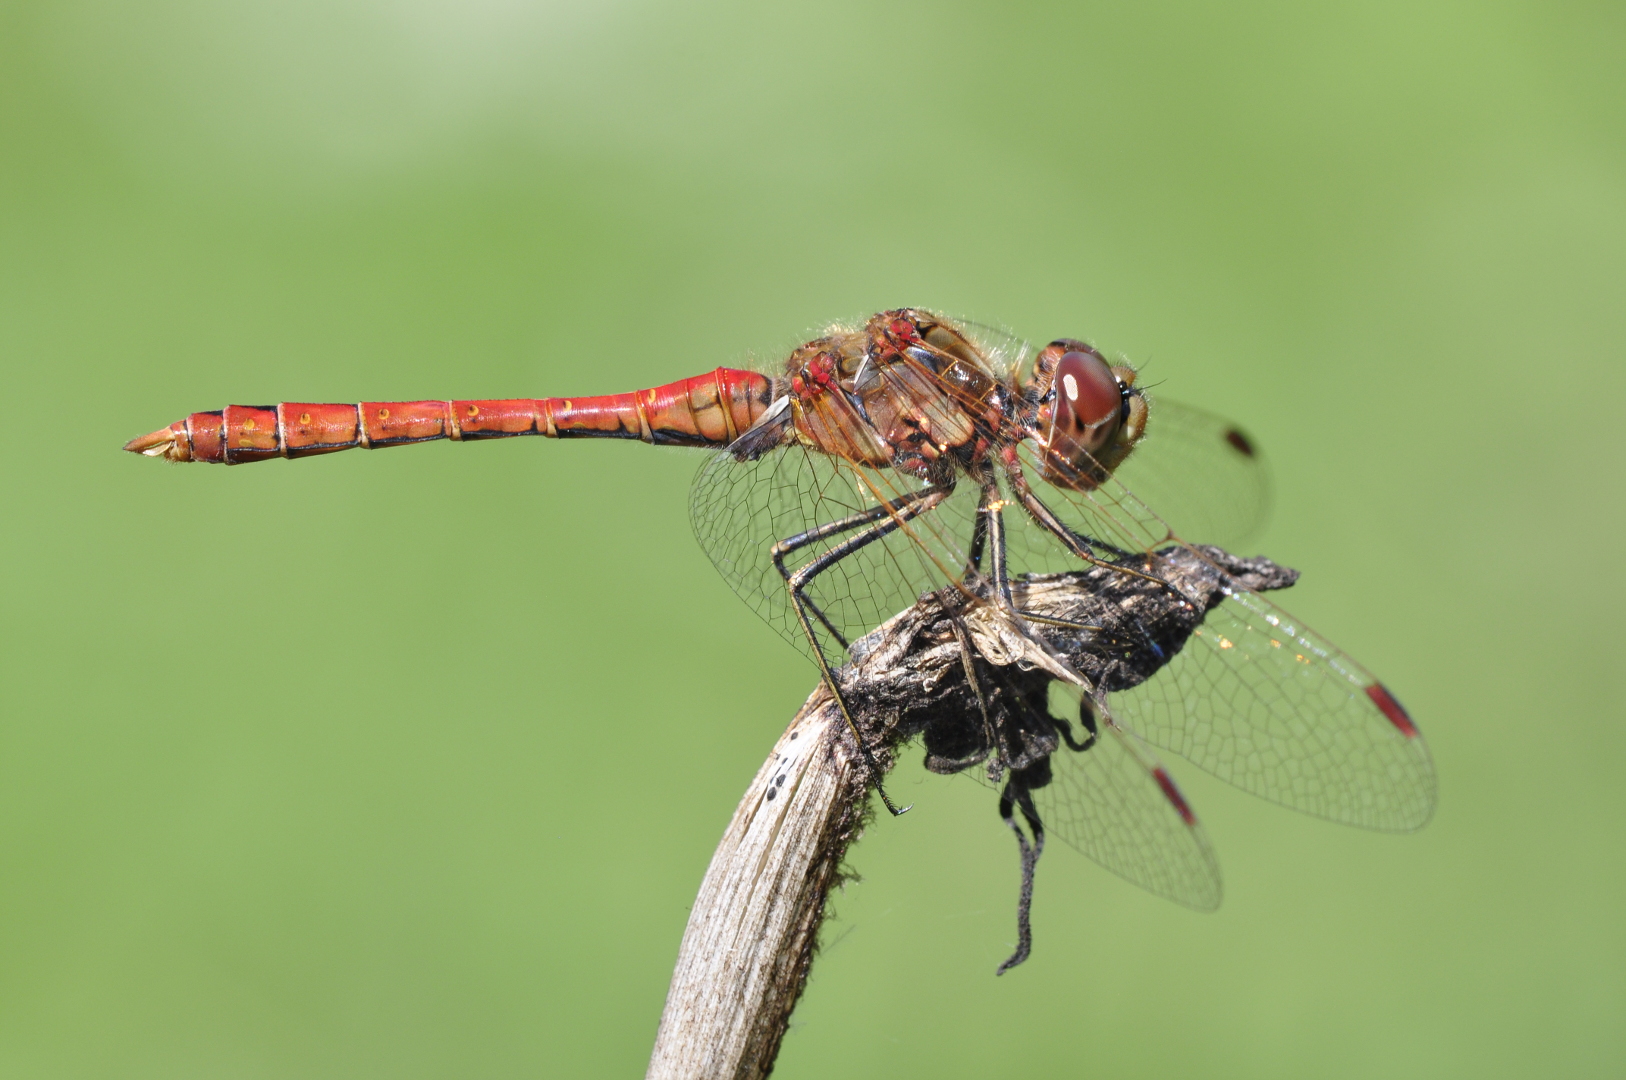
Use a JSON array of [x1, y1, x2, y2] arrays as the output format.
[[730, 312, 1152, 496], [776, 310, 1019, 478]]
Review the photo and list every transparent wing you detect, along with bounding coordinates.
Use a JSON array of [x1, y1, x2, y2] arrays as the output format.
[[690, 310, 1435, 839], [1113, 399, 1270, 548], [1027, 710, 1223, 911], [1107, 588, 1438, 831], [689, 440, 986, 670], [1003, 423, 1437, 832]]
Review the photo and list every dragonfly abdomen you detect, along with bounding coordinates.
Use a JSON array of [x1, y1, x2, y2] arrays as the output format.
[[123, 368, 776, 464]]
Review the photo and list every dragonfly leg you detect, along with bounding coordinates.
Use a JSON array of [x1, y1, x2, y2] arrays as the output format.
[[771, 486, 945, 649], [945, 609, 999, 759], [984, 492, 1170, 723], [977, 489, 1109, 637], [981, 484, 1015, 610], [1005, 474, 1194, 604], [974, 499, 1123, 745], [999, 454, 1158, 564], [1011, 475, 1145, 561], [773, 483, 954, 816], [1017, 484, 1134, 564], [996, 771, 1046, 975], [980, 494, 1174, 691], [963, 484, 992, 579]]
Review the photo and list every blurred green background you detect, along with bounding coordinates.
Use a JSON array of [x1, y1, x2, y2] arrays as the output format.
[[3, 1, 1622, 1076]]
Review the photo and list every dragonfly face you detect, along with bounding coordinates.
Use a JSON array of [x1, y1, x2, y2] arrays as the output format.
[[1026, 339, 1149, 492]]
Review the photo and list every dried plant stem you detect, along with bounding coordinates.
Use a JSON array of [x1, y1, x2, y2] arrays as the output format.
[[645, 547, 1296, 1077], [646, 688, 870, 1080]]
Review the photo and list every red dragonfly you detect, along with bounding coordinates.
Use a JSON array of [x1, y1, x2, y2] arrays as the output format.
[[126, 308, 1435, 946]]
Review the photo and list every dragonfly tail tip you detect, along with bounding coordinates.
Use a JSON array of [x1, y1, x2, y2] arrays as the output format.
[[123, 423, 189, 462]]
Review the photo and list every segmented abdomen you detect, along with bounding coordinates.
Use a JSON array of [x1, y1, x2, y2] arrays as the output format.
[[124, 368, 775, 464]]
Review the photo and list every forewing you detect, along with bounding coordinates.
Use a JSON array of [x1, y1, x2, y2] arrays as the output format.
[[1029, 715, 1223, 911], [1107, 589, 1438, 831], [1113, 399, 1270, 548]]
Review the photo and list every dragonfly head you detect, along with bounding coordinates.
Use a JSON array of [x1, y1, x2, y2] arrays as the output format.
[[1030, 340, 1146, 486]]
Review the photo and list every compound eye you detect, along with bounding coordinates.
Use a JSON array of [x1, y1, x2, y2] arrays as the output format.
[[1051, 349, 1123, 454]]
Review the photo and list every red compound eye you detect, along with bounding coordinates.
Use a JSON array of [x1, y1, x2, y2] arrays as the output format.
[[1050, 349, 1123, 454]]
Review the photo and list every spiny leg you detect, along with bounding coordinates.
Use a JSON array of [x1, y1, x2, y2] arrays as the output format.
[[978, 489, 1110, 637], [1016, 484, 1144, 572], [772, 485, 944, 648], [963, 483, 992, 580], [945, 604, 999, 764], [1006, 479, 1194, 605], [999, 463, 1142, 562], [981, 484, 1015, 610], [775, 483, 954, 816]]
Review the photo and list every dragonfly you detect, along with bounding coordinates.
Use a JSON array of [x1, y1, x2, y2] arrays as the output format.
[[126, 308, 1436, 968]]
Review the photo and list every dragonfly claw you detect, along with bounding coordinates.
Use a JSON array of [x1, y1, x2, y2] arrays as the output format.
[[875, 786, 912, 816]]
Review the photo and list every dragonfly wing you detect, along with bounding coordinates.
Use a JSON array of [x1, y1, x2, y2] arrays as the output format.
[[689, 440, 985, 670], [1112, 398, 1271, 548], [689, 330, 1022, 672], [1028, 716, 1223, 911], [1107, 588, 1438, 831], [1001, 449, 1436, 832]]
